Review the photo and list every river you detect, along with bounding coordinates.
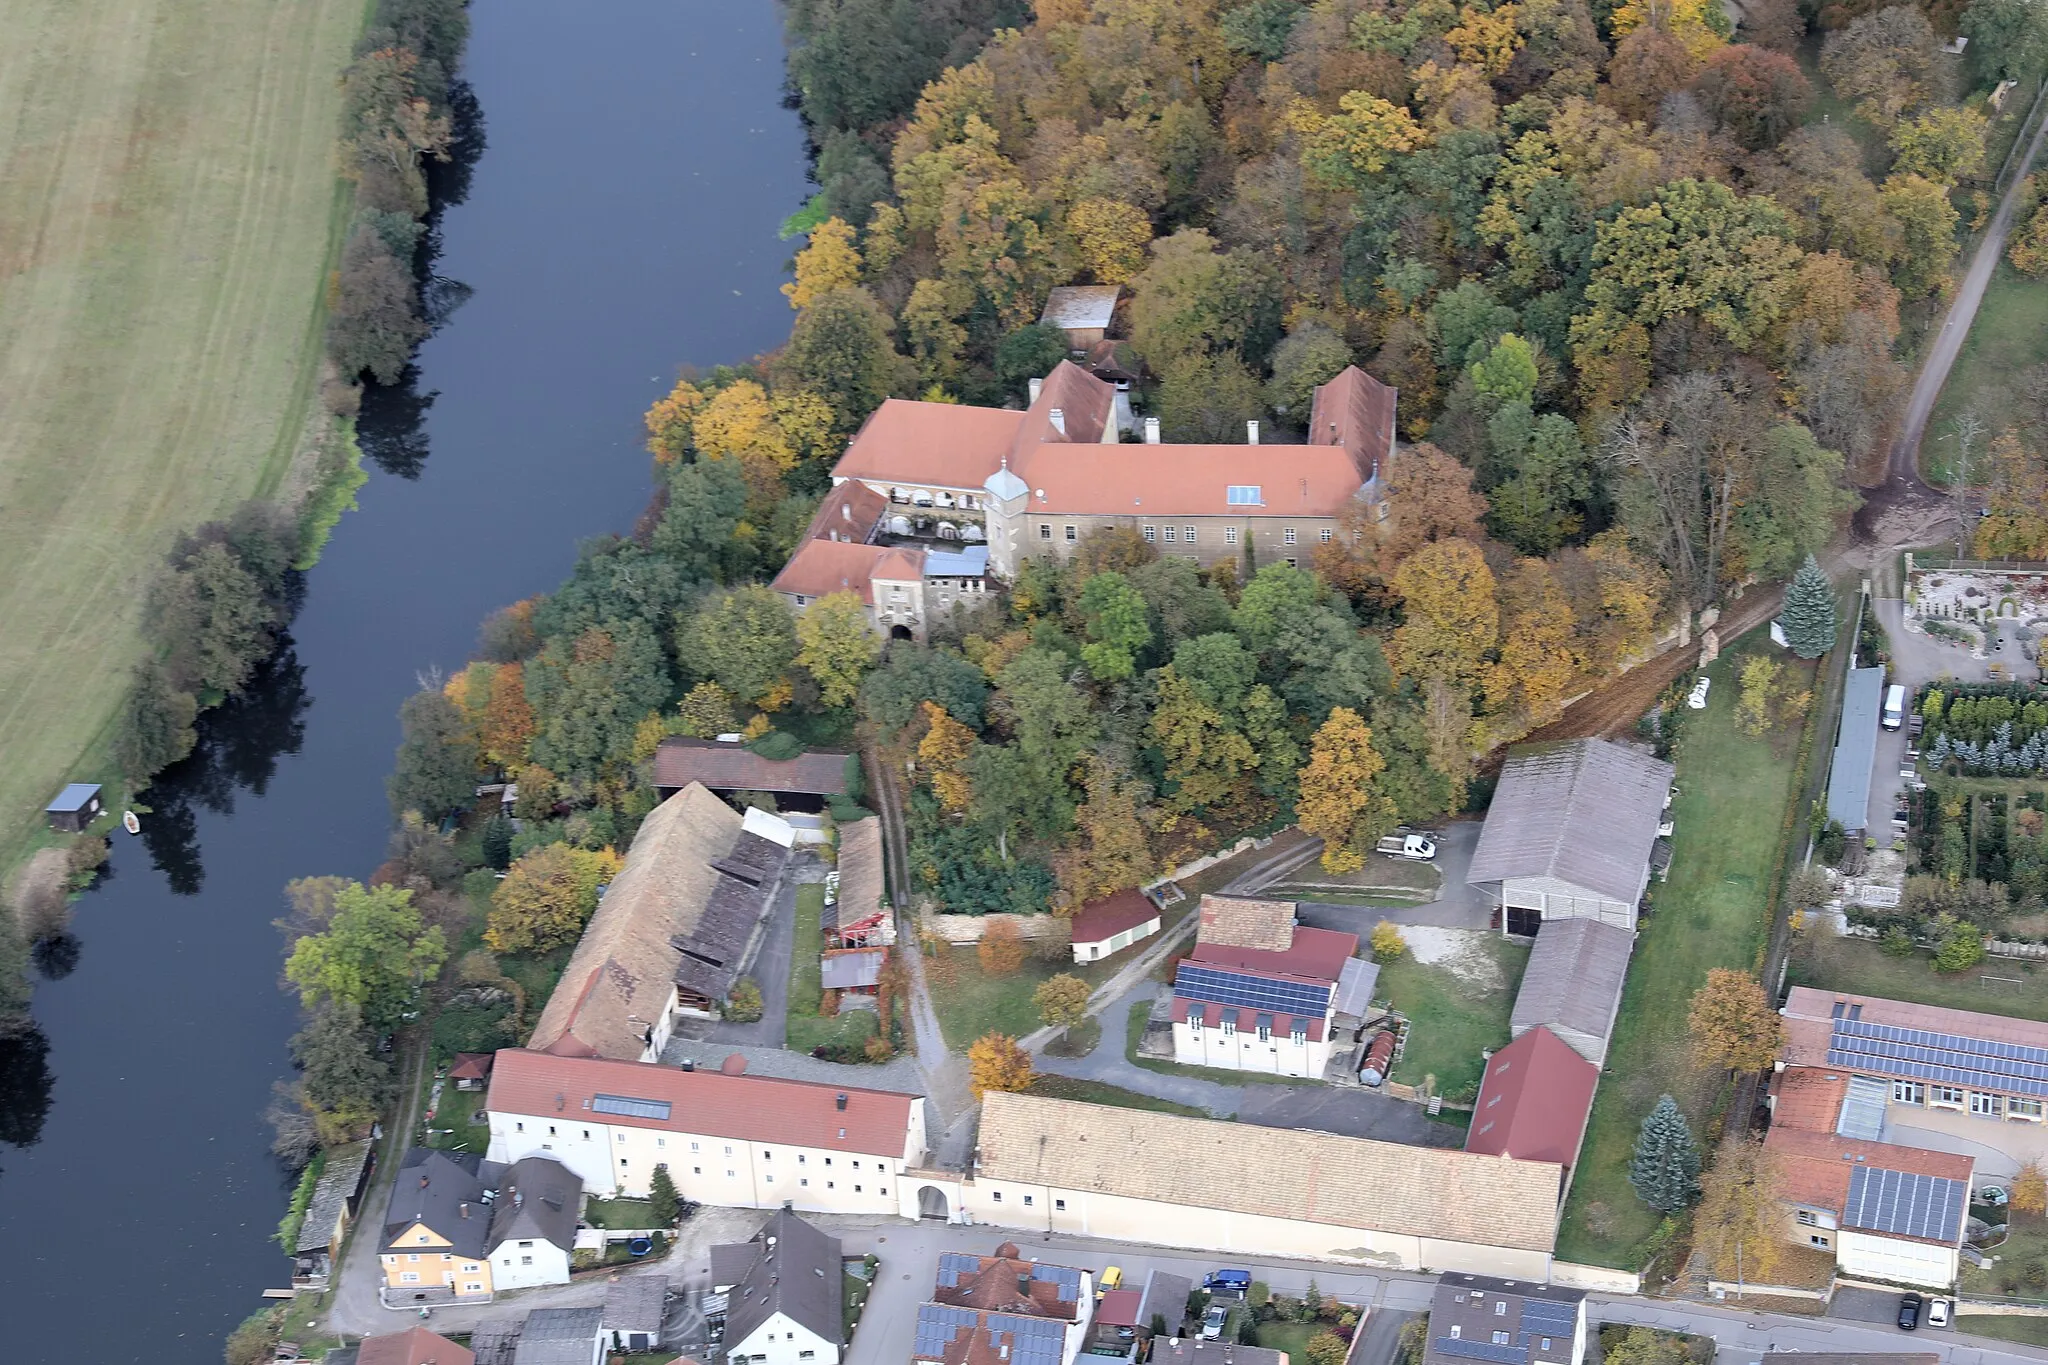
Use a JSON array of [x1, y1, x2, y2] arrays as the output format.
[[0, 4, 807, 1359]]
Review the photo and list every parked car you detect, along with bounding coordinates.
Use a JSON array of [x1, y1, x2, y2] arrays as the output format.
[[1200, 1304, 1230, 1340], [1897, 1293, 1924, 1330], [1688, 677, 1711, 710], [1203, 1270, 1253, 1296], [1097, 1266, 1122, 1299], [1927, 1298, 1951, 1329]]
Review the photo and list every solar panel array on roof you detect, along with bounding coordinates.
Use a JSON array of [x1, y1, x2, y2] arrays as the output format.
[[592, 1093, 673, 1121], [1030, 1263, 1083, 1302], [1175, 962, 1331, 1017], [935, 1253, 981, 1289], [1845, 1165, 1966, 1241], [1520, 1299, 1578, 1336], [1828, 1018, 2048, 1097], [914, 1305, 1066, 1365], [1432, 1336, 1525, 1365]]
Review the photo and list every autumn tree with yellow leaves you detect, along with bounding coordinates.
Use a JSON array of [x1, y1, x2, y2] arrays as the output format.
[[968, 1032, 1035, 1099], [1296, 709, 1400, 873]]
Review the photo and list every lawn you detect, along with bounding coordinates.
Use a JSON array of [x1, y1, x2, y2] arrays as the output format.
[[0, 0, 362, 877], [1793, 932, 2048, 1023], [1377, 937, 1529, 1102], [583, 1197, 659, 1230], [423, 1085, 487, 1154], [1926, 264, 2048, 484], [1555, 642, 1811, 1268], [1028, 1072, 1209, 1117], [1253, 1322, 1323, 1359], [926, 943, 1117, 1050], [1266, 851, 1442, 905], [1958, 1316, 2048, 1345], [788, 883, 882, 1054]]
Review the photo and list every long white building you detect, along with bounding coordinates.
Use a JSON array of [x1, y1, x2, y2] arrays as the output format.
[[484, 1048, 926, 1218]]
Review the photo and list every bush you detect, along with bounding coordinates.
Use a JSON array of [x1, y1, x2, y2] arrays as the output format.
[[749, 730, 805, 760], [1370, 920, 1407, 962], [725, 977, 764, 1022], [1880, 926, 1916, 956]]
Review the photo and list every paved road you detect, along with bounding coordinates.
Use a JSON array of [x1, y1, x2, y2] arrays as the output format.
[[673, 867, 807, 1050], [1236, 1086, 1462, 1148], [1032, 982, 1245, 1116], [1292, 821, 1489, 932], [1888, 96, 2048, 484], [1354, 1309, 1421, 1365]]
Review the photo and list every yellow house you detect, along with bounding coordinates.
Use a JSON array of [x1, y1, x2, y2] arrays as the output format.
[[379, 1149, 496, 1306]]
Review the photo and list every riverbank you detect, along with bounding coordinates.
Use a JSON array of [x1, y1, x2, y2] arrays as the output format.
[[0, 0, 364, 884]]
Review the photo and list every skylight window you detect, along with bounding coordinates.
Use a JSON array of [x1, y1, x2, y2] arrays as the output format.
[[1226, 485, 1263, 506]]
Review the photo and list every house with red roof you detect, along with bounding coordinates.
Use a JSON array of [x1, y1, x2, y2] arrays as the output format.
[[1763, 1124, 1974, 1288], [1170, 895, 1364, 1078], [1464, 1026, 1597, 1173]]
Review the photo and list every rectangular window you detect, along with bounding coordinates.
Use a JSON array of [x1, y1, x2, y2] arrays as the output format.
[[992, 1191, 1003, 1202], [1024, 1195, 1034, 1206], [1227, 486, 1263, 506], [1143, 526, 1156, 542], [801, 1178, 810, 1187], [1935, 1085, 1965, 1105], [1494, 1302, 1507, 1317], [1065, 525, 1077, 542], [515, 1122, 524, 1133], [522, 1255, 533, 1266], [694, 1166, 702, 1175], [1893, 1080, 1924, 1104], [2012, 1097, 2044, 1119], [1225, 527, 1238, 545], [583, 1129, 590, 1139], [764, 1150, 772, 1159], [1319, 527, 1333, 543], [400, 1272, 419, 1283], [691, 1142, 700, 1152], [724, 1146, 733, 1156], [1492, 1333, 1510, 1345], [621, 1158, 629, 1166], [1055, 1198, 1067, 1210], [1257, 1022, 1271, 1042], [1540, 1341, 1552, 1353], [408, 1253, 420, 1262], [1796, 1210, 1818, 1226], [855, 1185, 863, 1193], [1040, 524, 1052, 540], [1810, 1235, 1830, 1248], [1285, 558, 1297, 568], [1162, 526, 1176, 542], [794, 595, 808, 607], [1450, 1328, 1461, 1340], [1183, 527, 1196, 542], [1221, 1015, 1235, 1036], [1284, 528, 1297, 545], [657, 1138, 666, 1148]]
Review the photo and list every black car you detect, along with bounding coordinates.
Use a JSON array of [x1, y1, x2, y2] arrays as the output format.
[[1898, 1293, 1924, 1330]]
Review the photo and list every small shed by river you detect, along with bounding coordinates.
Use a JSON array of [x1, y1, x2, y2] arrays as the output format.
[[44, 783, 102, 833]]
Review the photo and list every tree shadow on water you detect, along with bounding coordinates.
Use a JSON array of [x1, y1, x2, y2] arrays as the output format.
[[0, 1024, 54, 1171], [137, 638, 312, 895]]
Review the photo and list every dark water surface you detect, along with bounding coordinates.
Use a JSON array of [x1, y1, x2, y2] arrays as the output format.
[[0, 5, 805, 1357]]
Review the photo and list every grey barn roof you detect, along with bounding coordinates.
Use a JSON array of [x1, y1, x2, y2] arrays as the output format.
[[604, 1277, 668, 1334], [1468, 739, 1675, 905], [1508, 919, 1633, 1065], [512, 1308, 604, 1365], [297, 1138, 373, 1254], [1827, 666, 1885, 832]]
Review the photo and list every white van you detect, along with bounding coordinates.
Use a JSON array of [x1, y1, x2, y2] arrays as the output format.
[[1883, 683, 1906, 731]]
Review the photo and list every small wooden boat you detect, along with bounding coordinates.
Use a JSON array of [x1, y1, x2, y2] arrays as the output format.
[[122, 810, 140, 835]]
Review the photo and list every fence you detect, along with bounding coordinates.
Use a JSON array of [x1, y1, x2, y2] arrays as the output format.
[[1552, 1262, 1642, 1294], [1909, 553, 2048, 575]]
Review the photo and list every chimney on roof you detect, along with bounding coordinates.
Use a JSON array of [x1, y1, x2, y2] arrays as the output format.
[[461, 1201, 470, 1219], [419, 1175, 429, 1189], [681, 1058, 695, 1072], [1029, 377, 1044, 404], [1247, 420, 1259, 445], [837, 1092, 849, 1111], [1144, 417, 1160, 444]]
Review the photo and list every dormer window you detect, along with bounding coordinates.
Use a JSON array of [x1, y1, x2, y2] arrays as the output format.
[[1227, 486, 1263, 505]]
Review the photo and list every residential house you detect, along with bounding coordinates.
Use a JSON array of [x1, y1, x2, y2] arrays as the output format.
[[1040, 285, 1121, 350], [486, 1155, 580, 1292], [1170, 895, 1361, 1078], [293, 1138, 375, 1290], [1084, 1270, 1192, 1358], [1420, 1274, 1586, 1365], [1132, 1269, 1194, 1340], [512, 1307, 606, 1365], [486, 1048, 926, 1214], [912, 1243, 1094, 1365], [1467, 739, 1675, 934], [1069, 889, 1162, 964], [604, 1278, 670, 1354], [711, 1208, 846, 1365], [357, 1326, 474, 1365], [653, 738, 850, 806], [1764, 1124, 1973, 1288], [379, 1149, 498, 1306], [825, 361, 1393, 580], [527, 783, 792, 1059], [1506, 919, 1633, 1068], [1779, 986, 2048, 1173], [951, 1092, 1562, 1277], [1464, 1026, 1598, 1178]]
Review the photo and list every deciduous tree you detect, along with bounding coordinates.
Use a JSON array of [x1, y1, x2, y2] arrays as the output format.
[[968, 1031, 1035, 1098], [485, 843, 622, 954], [783, 217, 864, 310], [1687, 967, 1784, 1071], [796, 591, 880, 707], [1056, 757, 1160, 906], [1296, 708, 1400, 873], [388, 689, 480, 819], [1035, 973, 1093, 1033], [683, 587, 800, 709], [775, 287, 912, 438], [917, 702, 977, 812], [2013, 1159, 2048, 1217], [1077, 572, 1154, 682], [1694, 1135, 1786, 1283], [676, 681, 741, 739], [1390, 538, 1498, 690], [978, 918, 1027, 975], [644, 377, 704, 463], [1066, 197, 1153, 284], [1889, 107, 1987, 186], [283, 881, 447, 1031], [1693, 44, 1812, 149]]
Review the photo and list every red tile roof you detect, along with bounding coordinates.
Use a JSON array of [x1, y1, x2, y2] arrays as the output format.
[[1069, 889, 1161, 947], [358, 1327, 474, 1365], [1187, 925, 1358, 984], [836, 400, 1027, 491], [933, 1244, 1087, 1320], [1096, 1288, 1144, 1327], [653, 738, 850, 796], [804, 481, 889, 544], [1783, 985, 2048, 1062], [448, 1053, 494, 1081], [1464, 1026, 1598, 1167], [1770, 1067, 1850, 1134], [1020, 442, 1364, 518], [487, 1049, 918, 1156], [1307, 365, 1397, 483], [770, 539, 895, 605]]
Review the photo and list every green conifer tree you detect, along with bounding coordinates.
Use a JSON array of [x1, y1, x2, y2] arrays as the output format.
[[1628, 1094, 1702, 1212], [1780, 554, 1839, 659], [649, 1162, 681, 1224]]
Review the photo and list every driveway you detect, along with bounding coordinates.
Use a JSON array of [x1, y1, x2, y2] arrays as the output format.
[[1829, 1285, 1924, 1329], [1869, 596, 1997, 836], [1031, 982, 1244, 1117], [1235, 1086, 1464, 1148], [1292, 820, 1493, 932]]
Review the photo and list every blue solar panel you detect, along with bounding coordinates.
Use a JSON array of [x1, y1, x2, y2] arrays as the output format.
[[1846, 1165, 1965, 1241], [1175, 962, 1330, 1017], [935, 1252, 981, 1288], [592, 1093, 672, 1120], [915, 1304, 981, 1360], [1432, 1337, 1525, 1365], [1520, 1300, 1577, 1334], [1031, 1263, 1082, 1302], [1828, 1015, 2048, 1098]]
